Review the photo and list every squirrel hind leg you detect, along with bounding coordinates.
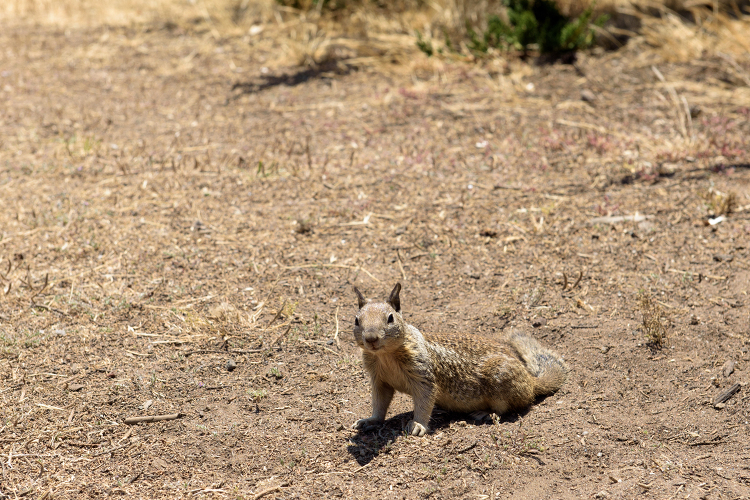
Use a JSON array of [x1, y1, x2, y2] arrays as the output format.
[[469, 410, 492, 422], [485, 356, 537, 411], [489, 400, 511, 416]]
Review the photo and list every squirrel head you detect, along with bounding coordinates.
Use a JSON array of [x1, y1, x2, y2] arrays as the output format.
[[352, 283, 405, 353]]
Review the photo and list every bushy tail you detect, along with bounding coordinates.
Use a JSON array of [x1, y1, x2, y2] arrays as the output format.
[[507, 331, 569, 397]]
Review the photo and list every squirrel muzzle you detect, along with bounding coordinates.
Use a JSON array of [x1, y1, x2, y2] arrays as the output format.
[[363, 330, 381, 350]]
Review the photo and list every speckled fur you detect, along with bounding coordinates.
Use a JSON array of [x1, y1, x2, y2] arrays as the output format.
[[352, 283, 569, 436]]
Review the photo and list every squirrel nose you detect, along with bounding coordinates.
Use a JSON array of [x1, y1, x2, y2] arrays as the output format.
[[363, 332, 379, 346]]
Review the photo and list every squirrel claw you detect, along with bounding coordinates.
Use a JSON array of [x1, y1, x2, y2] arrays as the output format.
[[405, 420, 427, 437], [469, 411, 492, 422], [352, 417, 383, 431]]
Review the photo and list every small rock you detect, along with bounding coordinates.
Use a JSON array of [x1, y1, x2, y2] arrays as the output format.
[[713, 254, 733, 262], [658, 162, 677, 175], [689, 315, 700, 325], [326, 339, 334, 345], [580, 89, 598, 103], [714, 402, 726, 410], [139, 400, 153, 410], [594, 491, 609, 499], [600, 346, 611, 354], [67, 383, 84, 392], [532, 317, 547, 328], [226, 359, 237, 372], [722, 360, 735, 378], [637, 220, 655, 231]]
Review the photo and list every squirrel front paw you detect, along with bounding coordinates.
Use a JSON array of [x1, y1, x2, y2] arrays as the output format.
[[405, 420, 427, 437], [352, 417, 383, 431]]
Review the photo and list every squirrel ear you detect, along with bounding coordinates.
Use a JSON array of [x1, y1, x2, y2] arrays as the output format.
[[387, 282, 401, 313], [353, 286, 367, 309]]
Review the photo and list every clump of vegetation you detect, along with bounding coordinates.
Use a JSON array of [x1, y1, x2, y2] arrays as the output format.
[[638, 291, 668, 349], [268, 366, 284, 379], [467, 0, 607, 55], [493, 429, 546, 456], [295, 217, 314, 234], [701, 187, 737, 217], [415, 30, 434, 57], [414, 0, 608, 57], [248, 389, 268, 402]]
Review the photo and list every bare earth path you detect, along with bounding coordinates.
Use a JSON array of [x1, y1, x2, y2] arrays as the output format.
[[1, 21, 749, 499]]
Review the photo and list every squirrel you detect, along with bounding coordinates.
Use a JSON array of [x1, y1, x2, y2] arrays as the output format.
[[351, 283, 568, 437]]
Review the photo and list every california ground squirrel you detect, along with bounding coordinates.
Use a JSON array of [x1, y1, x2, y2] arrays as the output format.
[[352, 283, 568, 437]]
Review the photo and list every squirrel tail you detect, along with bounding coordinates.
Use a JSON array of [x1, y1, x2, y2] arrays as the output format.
[[507, 331, 569, 397]]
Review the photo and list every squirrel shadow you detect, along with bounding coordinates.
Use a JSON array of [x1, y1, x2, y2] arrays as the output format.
[[230, 61, 352, 96], [347, 407, 534, 466]]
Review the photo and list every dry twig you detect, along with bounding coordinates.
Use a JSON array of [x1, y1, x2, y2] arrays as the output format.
[[253, 481, 290, 500], [333, 306, 340, 349], [124, 413, 183, 425]]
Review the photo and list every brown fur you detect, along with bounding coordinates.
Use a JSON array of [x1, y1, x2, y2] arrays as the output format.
[[352, 283, 569, 436]]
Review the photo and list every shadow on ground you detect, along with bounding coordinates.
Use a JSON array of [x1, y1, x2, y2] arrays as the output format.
[[231, 62, 353, 95], [347, 409, 533, 466]]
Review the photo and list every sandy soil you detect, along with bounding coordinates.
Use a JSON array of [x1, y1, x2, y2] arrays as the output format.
[[1, 20, 749, 499]]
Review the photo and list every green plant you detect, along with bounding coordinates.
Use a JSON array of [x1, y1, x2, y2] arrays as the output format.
[[468, 0, 607, 55], [416, 30, 434, 56], [23, 330, 47, 348], [248, 389, 268, 402]]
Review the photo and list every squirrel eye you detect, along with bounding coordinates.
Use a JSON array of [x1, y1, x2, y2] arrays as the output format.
[[354, 317, 359, 326], [387, 313, 394, 324]]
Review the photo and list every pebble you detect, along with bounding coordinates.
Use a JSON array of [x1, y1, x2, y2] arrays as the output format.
[[581, 89, 598, 103], [226, 359, 237, 372]]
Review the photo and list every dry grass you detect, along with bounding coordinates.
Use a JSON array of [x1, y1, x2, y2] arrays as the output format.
[[2, 0, 276, 30], [702, 188, 739, 216], [638, 292, 668, 348], [641, 10, 750, 61], [4, 0, 750, 69]]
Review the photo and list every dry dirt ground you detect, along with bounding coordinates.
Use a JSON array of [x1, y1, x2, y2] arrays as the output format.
[[1, 18, 750, 500]]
